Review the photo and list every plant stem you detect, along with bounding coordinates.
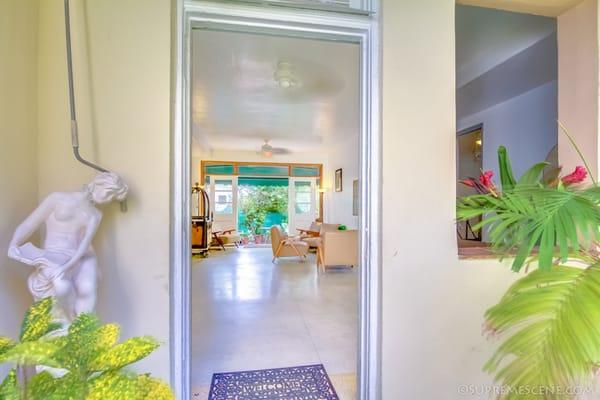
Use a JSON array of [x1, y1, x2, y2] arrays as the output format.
[[558, 120, 598, 186]]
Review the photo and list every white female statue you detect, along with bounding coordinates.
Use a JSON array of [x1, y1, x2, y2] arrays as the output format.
[[7, 172, 128, 324]]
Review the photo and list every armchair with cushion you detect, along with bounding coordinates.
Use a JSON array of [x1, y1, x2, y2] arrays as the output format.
[[302, 223, 340, 250], [317, 229, 358, 272], [270, 225, 309, 263]]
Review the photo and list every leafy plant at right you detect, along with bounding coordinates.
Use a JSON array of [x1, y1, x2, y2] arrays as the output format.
[[458, 138, 600, 399]]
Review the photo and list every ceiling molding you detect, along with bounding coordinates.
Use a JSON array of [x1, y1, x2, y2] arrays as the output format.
[[456, 0, 585, 17]]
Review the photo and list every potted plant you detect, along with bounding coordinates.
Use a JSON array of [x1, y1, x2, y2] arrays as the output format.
[[240, 233, 250, 246], [457, 127, 600, 398], [0, 298, 173, 399]]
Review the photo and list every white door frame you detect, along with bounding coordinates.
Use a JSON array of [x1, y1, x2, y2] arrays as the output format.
[[171, 1, 381, 399]]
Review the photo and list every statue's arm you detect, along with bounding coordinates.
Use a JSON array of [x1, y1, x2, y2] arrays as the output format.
[[9, 194, 58, 249], [60, 211, 102, 272]]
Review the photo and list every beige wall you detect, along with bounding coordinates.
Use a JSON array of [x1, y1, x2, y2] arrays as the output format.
[[381, 0, 517, 398], [0, 0, 40, 374], [37, 0, 171, 380], [558, 0, 599, 178]]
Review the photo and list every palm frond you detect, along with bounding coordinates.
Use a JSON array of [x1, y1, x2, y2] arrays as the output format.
[[485, 262, 600, 399], [457, 186, 600, 271]]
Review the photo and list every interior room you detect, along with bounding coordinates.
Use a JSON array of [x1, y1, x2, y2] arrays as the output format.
[[456, 4, 559, 249], [189, 29, 361, 398]]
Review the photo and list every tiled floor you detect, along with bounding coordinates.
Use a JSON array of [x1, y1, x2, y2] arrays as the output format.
[[191, 247, 358, 399]]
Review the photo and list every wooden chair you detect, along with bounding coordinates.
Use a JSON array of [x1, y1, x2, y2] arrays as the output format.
[[270, 225, 309, 263]]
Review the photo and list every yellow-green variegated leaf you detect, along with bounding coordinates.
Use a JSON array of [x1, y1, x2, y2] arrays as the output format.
[[484, 263, 600, 399], [27, 371, 87, 400], [89, 337, 159, 372], [0, 341, 61, 368], [0, 369, 19, 400], [58, 313, 101, 371], [96, 324, 120, 350], [86, 371, 144, 400], [0, 337, 15, 358], [20, 298, 55, 342], [137, 375, 175, 400]]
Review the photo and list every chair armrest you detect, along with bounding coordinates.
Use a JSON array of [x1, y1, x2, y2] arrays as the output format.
[[297, 228, 320, 237]]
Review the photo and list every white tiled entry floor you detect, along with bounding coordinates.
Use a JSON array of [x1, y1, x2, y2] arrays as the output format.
[[191, 247, 358, 399]]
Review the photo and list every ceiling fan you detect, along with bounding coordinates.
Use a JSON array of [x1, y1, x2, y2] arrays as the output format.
[[259, 140, 291, 157]]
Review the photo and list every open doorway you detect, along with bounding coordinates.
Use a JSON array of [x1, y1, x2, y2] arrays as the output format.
[[189, 28, 361, 399]]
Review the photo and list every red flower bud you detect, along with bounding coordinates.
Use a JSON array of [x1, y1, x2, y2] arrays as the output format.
[[479, 170, 495, 189], [460, 179, 476, 188], [562, 166, 587, 185]]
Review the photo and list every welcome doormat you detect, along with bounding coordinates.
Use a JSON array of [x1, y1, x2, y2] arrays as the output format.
[[208, 364, 339, 400]]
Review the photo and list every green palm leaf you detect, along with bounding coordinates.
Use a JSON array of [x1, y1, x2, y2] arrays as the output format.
[[457, 186, 600, 271], [485, 262, 600, 399], [498, 146, 517, 191]]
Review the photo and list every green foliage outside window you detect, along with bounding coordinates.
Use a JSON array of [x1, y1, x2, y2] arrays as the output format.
[[238, 186, 288, 235]]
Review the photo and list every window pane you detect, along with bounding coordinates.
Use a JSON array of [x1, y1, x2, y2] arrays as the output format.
[[215, 180, 232, 191], [295, 181, 311, 191], [205, 164, 234, 175], [295, 203, 311, 214], [296, 193, 311, 203], [215, 203, 233, 214], [238, 165, 289, 176], [216, 193, 233, 203], [215, 179, 233, 214], [292, 166, 320, 177]]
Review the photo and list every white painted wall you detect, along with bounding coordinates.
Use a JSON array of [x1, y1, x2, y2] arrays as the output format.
[[558, 0, 599, 178], [457, 6, 558, 182], [0, 0, 40, 376], [382, 1, 518, 398], [456, 5, 557, 87], [325, 134, 359, 228], [458, 81, 559, 179], [37, 0, 171, 380]]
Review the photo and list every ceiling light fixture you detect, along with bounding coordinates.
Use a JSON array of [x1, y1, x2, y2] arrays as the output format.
[[274, 61, 302, 89]]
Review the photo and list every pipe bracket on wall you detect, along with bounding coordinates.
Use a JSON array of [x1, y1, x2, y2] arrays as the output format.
[[64, 0, 127, 212]]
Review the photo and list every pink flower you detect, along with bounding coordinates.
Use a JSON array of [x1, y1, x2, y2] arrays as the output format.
[[479, 170, 495, 189], [562, 166, 588, 185]]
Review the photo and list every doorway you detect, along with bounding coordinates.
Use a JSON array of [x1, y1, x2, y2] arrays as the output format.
[[171, 3, 381, 400]]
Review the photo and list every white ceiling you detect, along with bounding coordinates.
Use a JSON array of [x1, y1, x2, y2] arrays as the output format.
[[456, 5, 557, 87], [191, 30, 360, 154], [456, 0, 585, 17]]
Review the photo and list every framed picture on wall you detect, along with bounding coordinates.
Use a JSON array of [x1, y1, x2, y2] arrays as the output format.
[[335, 168, 343, 192], [352, 180, 359, 216]]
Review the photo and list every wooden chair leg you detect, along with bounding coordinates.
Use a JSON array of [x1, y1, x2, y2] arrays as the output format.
[[288, 242, 306, 262], [273, 241, 284, 263]]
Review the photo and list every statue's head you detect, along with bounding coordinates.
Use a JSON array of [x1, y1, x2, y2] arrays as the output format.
[[87, 172, 128, 205]]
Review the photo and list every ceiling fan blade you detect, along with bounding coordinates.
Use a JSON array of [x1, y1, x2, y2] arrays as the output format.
[[272, 148, 291, 155]]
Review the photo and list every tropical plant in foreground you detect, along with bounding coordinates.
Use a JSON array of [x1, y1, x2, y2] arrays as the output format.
[[458, 126, 600, 399], [0, 298, 174, 400]]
